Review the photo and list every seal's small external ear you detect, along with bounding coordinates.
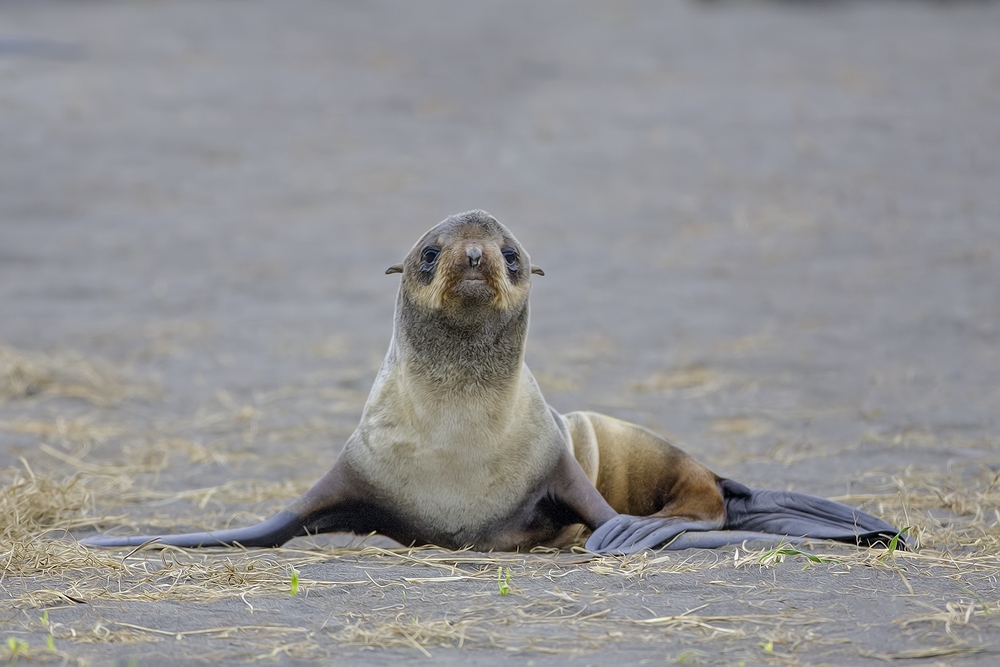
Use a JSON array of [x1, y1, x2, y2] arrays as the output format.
[[530, 265, 545, 276], [385, 264, 403, 275]]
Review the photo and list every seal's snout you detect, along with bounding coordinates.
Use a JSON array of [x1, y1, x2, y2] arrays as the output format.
[[466, 246, 483, 268]]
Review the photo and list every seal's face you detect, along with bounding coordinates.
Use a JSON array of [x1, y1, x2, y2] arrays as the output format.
[[392, 211, 539, 316]]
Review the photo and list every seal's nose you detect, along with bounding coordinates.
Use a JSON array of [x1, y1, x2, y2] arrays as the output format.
[[466, 246, 483, 267]]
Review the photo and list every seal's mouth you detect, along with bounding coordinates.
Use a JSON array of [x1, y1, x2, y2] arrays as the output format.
[[461, 269, 487, 282], [446, 266, 496, 305]]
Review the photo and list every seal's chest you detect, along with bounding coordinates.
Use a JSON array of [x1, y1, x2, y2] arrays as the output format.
[[350, 369, 562, 531], [368, 428, 534, 527], [354, 418, 550, 529]]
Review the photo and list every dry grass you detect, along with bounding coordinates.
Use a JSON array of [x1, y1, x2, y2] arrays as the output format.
[[2, 343, 999, 663], [630, 364, 736, 397], [0, 343, 148, 406], [1, 462, 103, 546], [4, 449, 997, 587], [2, 460, 997, 662], [837, 463, 1000, 556], [4, 450, 998, 662]]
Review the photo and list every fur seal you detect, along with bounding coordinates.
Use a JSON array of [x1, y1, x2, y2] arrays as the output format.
[[81, 211, 900, 554]]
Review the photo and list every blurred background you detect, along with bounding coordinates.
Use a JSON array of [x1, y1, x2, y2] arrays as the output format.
[[1, 0, 998, 494]]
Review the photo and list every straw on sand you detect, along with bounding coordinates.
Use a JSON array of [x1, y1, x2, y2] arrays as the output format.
[[2, 343, 999, 661]]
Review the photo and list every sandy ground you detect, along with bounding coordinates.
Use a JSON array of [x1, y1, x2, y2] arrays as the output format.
[[1, 0, 999, 664]]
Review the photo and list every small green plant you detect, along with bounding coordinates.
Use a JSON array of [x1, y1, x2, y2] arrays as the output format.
[[757, 544, 833, 568], [38, 611, 55, 652], [674, 648, 708, 664], [759, 639, 774, 654], [497, 566, 511, 595], [877, 526, 910, 564], [289, 568, 300, 596], [6, 637, 30, 660]]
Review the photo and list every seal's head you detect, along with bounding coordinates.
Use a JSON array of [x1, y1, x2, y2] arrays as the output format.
[[387, 211, 543, 317]]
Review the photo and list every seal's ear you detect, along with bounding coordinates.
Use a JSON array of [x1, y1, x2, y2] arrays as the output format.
[[530, 265, 545, 276], [385, 264, 403, 275]]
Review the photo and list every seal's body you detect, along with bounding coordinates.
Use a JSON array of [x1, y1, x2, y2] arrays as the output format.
[[82, 211, 899, 554]]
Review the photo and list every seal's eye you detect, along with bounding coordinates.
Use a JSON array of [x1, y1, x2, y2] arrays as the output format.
[[420, 246, 440, 268], [502, 248, 519, 272]]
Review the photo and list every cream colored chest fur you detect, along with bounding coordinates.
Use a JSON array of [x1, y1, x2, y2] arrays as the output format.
[[344, 364, 562, 530]]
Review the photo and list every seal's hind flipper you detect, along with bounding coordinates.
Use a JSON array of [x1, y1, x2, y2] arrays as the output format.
[[583, 480, 903, 555], [79, 510, 306, 549], [719, 479, 902, 548], [584, 515, 725, 554]]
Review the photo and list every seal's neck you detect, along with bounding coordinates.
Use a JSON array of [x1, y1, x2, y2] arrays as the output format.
[[393, 292, 528, 394]]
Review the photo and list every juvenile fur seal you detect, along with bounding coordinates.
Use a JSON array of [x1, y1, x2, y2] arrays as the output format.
[[82, 211, 900, 554]]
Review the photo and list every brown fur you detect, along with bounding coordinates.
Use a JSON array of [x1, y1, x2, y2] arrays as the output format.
[[565, 412, 726, 526]]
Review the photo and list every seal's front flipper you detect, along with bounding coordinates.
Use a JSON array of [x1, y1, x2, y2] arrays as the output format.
[[719, 479, 902, 548], [79, 510, 306, 548], [80, 459, 389, 550]]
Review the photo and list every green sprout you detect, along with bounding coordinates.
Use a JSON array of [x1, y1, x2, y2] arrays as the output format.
[[878, 527, 910, 565], [38, 611, 56, 652], [674, 648, 708, 664], [497, 566, 511, 595], [757, 543, 833, 568], [6, 637, 30, 659], [290, 569, 300, 596]]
